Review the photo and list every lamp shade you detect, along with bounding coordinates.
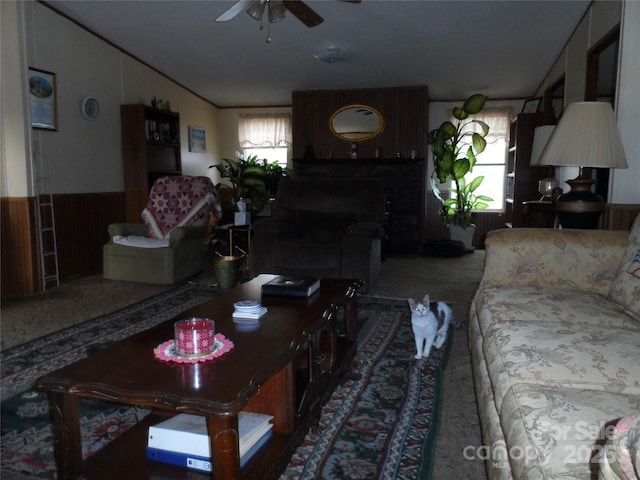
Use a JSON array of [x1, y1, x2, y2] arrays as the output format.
[[530, 125, 556, 166], [536, 102, 628, 169]]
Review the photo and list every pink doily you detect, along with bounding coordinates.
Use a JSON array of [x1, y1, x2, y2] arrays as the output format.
[[154, 333, 234, 363]]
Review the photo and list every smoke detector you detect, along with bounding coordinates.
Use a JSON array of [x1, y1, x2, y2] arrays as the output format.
[[313, 46, 350, 63]]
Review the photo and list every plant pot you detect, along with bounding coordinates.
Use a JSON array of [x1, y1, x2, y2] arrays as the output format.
[[449, 224, 476, 252], [213, 255, 246, 288]]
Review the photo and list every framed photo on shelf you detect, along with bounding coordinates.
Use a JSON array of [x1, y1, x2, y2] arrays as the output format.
[[28, 67, 57, 131], [521, 97, 542, 114], [188, 126, 206, 153]]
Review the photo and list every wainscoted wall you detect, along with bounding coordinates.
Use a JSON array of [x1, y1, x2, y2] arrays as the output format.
[[1, 193, 124, 298], [52, 193, 125, 279], [602, 204, 640, 230], [1, 197, 41, 297]]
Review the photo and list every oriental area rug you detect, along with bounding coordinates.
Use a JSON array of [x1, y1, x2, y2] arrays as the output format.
[[0, 292, 451, 480]]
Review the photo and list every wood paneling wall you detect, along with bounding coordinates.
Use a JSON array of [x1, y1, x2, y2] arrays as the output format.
[[53, 193, 125, 279], [290, 85, 513, 251], [1, 197, 41, 297], [602, 204, 640, 230], [292, 86, 429, 160], [1, 192, 125, 298]]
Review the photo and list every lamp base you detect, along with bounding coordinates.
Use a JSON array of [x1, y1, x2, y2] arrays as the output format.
[[556, 175, 604, 229]]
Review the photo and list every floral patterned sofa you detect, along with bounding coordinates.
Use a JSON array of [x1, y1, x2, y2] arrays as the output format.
[[470, 215, 640, 480]]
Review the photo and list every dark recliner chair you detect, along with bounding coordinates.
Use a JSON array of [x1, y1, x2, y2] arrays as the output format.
[[249, 177, 386, 293]]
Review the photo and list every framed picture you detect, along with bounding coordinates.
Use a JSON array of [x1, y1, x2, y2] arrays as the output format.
[[188, 126, 206, 153], [522, 97, 542, 114], [29, 67, 57, 131]]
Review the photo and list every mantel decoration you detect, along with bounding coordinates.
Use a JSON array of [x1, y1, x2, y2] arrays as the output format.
[[534, 101, 628, 229], [427, 93, 492, 250], [329, 104, 384, 143]]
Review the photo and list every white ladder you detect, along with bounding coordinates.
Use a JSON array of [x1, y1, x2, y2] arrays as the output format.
[[33, 150, 60, 289]]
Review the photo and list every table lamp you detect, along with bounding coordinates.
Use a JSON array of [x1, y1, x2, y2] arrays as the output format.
[[530, 125, 559, 200], [535, 102, 628, 229]]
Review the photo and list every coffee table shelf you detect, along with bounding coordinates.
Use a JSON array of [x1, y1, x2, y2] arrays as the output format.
[[79, 413, 295, 480], [37, 275, 361, 480]]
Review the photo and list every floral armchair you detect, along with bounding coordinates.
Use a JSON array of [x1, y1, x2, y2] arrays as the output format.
[[103, 175, 222, 284]]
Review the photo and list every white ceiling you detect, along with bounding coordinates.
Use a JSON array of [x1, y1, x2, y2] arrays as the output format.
[[48, 0, 591, 108]]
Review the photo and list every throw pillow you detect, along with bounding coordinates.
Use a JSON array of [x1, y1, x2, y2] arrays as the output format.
[[609, 213, 640, 318]]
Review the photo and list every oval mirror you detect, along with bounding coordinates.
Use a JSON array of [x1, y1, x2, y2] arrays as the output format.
[[329, 104, 384, 142]]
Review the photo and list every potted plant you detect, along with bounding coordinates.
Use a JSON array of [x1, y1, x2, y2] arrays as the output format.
[[427, 93, 493, 249], [209, 154, 268, 215], [261, 159, 291, 197]]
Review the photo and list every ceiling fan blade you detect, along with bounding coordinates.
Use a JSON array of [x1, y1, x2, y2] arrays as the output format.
[[282, 0, 324, 28], [215, 0, 253, 22]]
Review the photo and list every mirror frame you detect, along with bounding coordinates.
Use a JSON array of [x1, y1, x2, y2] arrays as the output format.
[[329, 104, 385, 143]]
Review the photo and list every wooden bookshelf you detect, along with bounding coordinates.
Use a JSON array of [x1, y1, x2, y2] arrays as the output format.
[[121, 104, 182, 222], [505, 113, 549, 227]]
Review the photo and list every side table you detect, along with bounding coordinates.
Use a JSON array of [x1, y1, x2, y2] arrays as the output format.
[[522, 200, 557, 228], [212, 224, 253, 256]]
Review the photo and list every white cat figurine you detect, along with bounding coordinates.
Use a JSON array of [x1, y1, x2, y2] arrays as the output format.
[[408, 294, 453, 360]]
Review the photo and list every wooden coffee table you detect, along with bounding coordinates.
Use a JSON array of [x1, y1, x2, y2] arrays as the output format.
[[36, 275, 362, 480]]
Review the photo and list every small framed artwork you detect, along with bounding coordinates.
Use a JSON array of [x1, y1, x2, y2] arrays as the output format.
[[522, 97, 542, 114], [188, 126, 206, 153], [29, 67, 57, 131]]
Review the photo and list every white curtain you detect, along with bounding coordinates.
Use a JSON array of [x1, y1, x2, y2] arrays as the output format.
[[459, 108, 512, 144], [238, 113, 292, 147]]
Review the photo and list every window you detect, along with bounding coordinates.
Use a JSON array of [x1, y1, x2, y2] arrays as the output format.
[[238, 113, 291, 167], [451, 108, 511, 211]]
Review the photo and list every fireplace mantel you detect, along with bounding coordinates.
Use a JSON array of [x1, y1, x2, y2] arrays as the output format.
[[292, 158, 426, 254]]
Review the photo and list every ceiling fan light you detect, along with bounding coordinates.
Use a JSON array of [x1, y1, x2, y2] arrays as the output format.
[[268, 1, 286, 23], [247, 0, 266, 21]]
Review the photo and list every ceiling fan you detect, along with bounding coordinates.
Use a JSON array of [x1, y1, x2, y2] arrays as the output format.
[[215, 0, 360, 29]]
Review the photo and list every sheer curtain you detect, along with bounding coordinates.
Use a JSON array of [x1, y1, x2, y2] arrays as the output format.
[[449, 108, 512, 210], [459, 108, 512, 151], [238, 113, 292, 147]]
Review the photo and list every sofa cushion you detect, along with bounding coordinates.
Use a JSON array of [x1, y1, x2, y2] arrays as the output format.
[[481, 228, 629, 296], [475, 287, 640, 334], [500, 384, 640, 479], [112, 235, 170, 248], [609, 214, 640, 318], [599, 413, 640, 480], [483, 320, 640, 410]]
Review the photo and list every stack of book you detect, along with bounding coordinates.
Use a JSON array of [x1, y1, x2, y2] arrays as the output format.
[[261, 276, 320, 298], [146, 411, 274, 472], [232, 300, 267, 324]]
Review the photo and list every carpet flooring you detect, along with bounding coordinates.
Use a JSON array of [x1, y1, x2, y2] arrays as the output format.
[[0, 251, 487, 479], [1, 294, 451, 480]]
